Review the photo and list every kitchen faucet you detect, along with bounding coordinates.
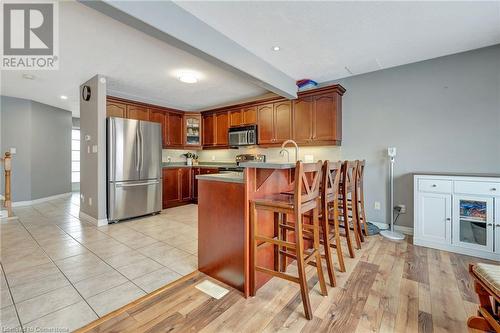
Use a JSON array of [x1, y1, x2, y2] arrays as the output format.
[[279, 139, 299, 162]]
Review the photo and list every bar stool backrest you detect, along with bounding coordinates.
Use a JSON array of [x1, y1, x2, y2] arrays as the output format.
[[322, 160, 342, 204], [356, 160, 365, 189], [341, 160, 358, 193], [294, 161, 323, 205]]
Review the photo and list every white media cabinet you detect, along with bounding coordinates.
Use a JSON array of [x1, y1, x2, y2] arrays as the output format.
[[414, 173, 500, 261]]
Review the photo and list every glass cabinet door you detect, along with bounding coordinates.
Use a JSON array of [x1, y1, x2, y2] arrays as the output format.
[[185, 116, 201, 146], [452, 195, 494, 252]]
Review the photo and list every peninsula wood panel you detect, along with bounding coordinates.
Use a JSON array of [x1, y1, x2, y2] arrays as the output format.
[[198, 180, 246, 292]]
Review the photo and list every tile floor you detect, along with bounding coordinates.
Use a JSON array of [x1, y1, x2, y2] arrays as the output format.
[[0, 193, 198, 332]]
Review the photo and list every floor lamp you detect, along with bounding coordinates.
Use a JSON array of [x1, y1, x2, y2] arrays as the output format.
[[380, 147, 405, 241]]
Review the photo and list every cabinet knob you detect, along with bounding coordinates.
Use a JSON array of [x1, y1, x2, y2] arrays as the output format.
[[491, 188, 497, 191], [431, 184, 437, 187]]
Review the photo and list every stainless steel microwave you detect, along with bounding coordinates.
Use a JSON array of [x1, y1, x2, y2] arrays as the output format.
[[228, 125, 257, 147]]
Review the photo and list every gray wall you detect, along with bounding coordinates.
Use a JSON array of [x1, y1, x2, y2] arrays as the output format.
[[30, 101, 72, 200], [0, 96, 72, 202], [332, 45, 500, 228], [79, 75, 107, 223]]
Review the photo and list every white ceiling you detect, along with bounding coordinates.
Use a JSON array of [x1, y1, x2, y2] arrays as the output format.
[[0, 1, 267, 116], [176, 1, 500, 83], [2, 1, 500, 117]]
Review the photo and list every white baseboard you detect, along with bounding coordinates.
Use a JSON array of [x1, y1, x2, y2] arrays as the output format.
[[414, 238, 500, 261], [79, 211, 108, 227], [369, 221, 414, 236], [12, 192, 73, 207]]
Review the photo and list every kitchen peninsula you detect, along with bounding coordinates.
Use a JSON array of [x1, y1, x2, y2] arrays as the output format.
[[197, 162, 296, 297]]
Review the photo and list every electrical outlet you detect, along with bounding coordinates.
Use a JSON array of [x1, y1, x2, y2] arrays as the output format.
[[211, 155, 216, 161], [374, 201, 381, 210], [396, 204, 406, 214]]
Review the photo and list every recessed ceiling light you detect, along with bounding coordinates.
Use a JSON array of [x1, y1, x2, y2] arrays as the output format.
[[177, 71, 198, 84], [60, 95, 68, 100], [22, 74, 35, 80], [272, 46, 281, 51]]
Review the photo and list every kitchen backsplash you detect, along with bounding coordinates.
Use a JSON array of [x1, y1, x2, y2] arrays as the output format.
[[163, 146, 342, 163]]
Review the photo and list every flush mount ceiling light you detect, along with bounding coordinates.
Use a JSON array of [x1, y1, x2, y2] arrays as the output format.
[[60, 95, 68, 100], [272, 46, 281, 51], [22, 74, 35, 80], [177, 71, 199, 84]]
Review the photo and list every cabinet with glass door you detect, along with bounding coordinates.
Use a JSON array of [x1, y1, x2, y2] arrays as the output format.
[[452, 195, 494, 252], [184, 113, 201, 148]]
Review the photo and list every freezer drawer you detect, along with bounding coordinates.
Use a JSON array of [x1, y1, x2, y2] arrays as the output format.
[[108, 180, 162, 222]]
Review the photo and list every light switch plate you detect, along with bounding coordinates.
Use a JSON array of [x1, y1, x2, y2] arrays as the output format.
[[9, 147, 16, 154], [92, 145, 98, 153]]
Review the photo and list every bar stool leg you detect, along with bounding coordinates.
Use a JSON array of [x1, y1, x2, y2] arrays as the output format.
[[351, 199, 362, 249], [250, 202, 257, 297], [313, 205, 328, 295], [279, 214, 288, 273], [320, 206, 336, 286], [341, 199, 356, 258], [294, 213, 313, 320], [331, 211, 346, 272]]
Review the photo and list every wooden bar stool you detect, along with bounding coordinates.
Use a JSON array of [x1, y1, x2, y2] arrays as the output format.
[[250, 161, 328, 320], [355, 160, 369, 237], [321, 160, 346, 275], [338, 161, 361, 256]]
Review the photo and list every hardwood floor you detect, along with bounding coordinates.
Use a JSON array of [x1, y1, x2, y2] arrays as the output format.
[[75, 236, 495, 333]]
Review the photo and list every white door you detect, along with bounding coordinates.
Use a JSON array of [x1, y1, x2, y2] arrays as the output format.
[[418, 193, 452, 244], [452, 195, 494, 252], [495, 198, 500, 254]]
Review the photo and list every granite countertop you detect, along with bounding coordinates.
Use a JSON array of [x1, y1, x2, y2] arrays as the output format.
[[238, 161, 296, 169], [196, 172, 244, 184], [413, 172, 500, 178], [162, 162, 238, 169]]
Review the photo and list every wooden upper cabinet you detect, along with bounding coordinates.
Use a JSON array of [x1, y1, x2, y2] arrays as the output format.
[[184, 113, 201, 148], [229, 109, 242, 127], [313, 93, 341, 142], [293, 97, 314, 144], [273, 101, 292, 143], [257, 104, 274, 144], [149, 108, 167, 147], [167, 112, 183, 147], [106, 101, 127, 118], [215, 112, 229, 146], [242, 106, 257, 125], [202, 114, 215, 146], [127, 105, 149, 121]]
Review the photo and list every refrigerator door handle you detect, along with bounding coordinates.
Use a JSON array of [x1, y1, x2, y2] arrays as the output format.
[[139, 124, 144, 173], [116, 180, 159, 188], [135, 126, 140, 171]]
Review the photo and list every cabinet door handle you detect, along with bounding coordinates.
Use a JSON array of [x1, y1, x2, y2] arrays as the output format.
[[487, 223, 493, 226], [491, 188, 497, 191], [495, 224, 500, 227], [431, 184, 437, 187], [446, 218, 451, 221]]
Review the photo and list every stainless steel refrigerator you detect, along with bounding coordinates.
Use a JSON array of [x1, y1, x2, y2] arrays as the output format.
[[107, 117, 162, 222]]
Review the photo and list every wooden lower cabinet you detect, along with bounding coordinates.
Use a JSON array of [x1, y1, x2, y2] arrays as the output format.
[[163, 167, 219, 208]]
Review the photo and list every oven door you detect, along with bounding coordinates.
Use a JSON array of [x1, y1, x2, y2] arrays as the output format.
[[229, 131, 248, 146]]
